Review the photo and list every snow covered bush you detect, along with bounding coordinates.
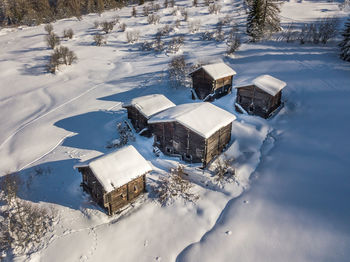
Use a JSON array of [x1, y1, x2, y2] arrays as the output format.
[[213, 156, 236, 187], [63, 28, 74, 39], [101, 21, 115, 34], [120, 23, 127, 32], [126, 30, 140, 43], [215, 22, 225, 42], [45, 33, 60, 49], [94, 21, 100, 29], [44, 24, 54, 34], [48, 46, 77, 73], [168, 55, 188, 88], [94, 34, 106, 46], [158, 25, 172, 36], [147, 14, 160, 24], [143, 5, 150, 16], [154, 32, 165, 52], [107, 121, 135, 148], [0, 173, 55, 257], [200, 30, 215, 41], [155, 165, 199, 206], [208, 3, 221, 14], [140, 40, 153, 51], [226, 26, 241, 54], [339, 17, 350, 62], [189, 19, 201, 33], [167, 36, 184, 53]]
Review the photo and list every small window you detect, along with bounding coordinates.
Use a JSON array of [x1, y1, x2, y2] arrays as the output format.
[[133, 185, 138, 192]]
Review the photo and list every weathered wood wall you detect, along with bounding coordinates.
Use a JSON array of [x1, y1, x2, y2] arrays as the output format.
[[236, 85, 282, 118], [191, 69, 233, 100], [78, 167, 146, 215], [192, 68, 214, 100], [104, 175, 146, 215], [204, 123, 232, 165], [125, 106, 150, 136], [78, 167, 105, 206], [150, 121, 232, 166]]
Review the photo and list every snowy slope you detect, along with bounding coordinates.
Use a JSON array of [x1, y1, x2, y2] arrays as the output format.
[[0, 0, 349, 261]]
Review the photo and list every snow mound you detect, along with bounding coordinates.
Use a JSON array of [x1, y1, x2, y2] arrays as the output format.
[[148, 102, 236, 138], [75, 145, 152, 192]]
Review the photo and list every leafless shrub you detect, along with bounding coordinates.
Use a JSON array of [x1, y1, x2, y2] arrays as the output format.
[[281, 23, 298, 43], [204, 0, 214, 6], [143, 5, 150, 16], [226, 26, 241, 54], [45, 33, 60, 49], [167, 36, 184, 53], [200, 30, 215, 40], [120, 23, 127, 32], [113, 15, 120, 24], [168, 55, 187, 88], [94, 34, 106, 46], [181, 8, 188, 21], [140, 40, 153, 51], [208, 3, 221, 14], [147, 14, 160, 24], [164, 0, 168, 8], [193, 0, 198, 7], [189, 19, 201, 33], [158, 25, 172, 36], [213, 156, 236, 187], [220, 15, 232, 26], [155, 165, 199, 206], [44, 24, 53, 34], [107, 121, 135, 148], [215, 22, 225, 41], [318, 17, 339, 44], [101, 21, 115, 34], [0, 173, 55, 256], [175, 19, 181, 28], [298, 18, 338, 45], [93, 21, 100, 29], [153, 3, 161, 12], [126, 30, 140, 43], [154, 32, 164, 52], [170, 0, 175, 7], [63, 28, 74, 39], [132, 6, 137, 17], [48, 46, 77, 73]]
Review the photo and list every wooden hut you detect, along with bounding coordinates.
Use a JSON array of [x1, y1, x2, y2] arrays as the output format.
[[123, 94, 175, 136], [235, 75, 286, 118], [75, 145, 152, 215], [189, 63, 237, 101], [148, 103, 236, 166]]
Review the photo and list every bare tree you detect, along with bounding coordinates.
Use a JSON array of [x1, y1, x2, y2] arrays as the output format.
[[168, 55, 188, 88], [154, 165, 199, 206], [101, 21, 115, 33], [226, 26, 241, 54], [132, 6, 137, 17]]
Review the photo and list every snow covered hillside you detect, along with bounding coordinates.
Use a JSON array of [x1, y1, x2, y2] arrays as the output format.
[[0, 0, 349, 261]]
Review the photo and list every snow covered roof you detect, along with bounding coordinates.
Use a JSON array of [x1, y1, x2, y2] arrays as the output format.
[[190, 63, 237, 80], [75, 146, 152, 193], [148, 103, 236, 138], [123, 94, 176, 119], [252, 75, 286, 96]]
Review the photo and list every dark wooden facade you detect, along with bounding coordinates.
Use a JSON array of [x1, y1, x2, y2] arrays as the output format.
[[236, 85, 282, 119], [77, 167, 146, 215], [124, 105, 151, 136], [149, 121, 232, 166], [190, 68, 233, 101]]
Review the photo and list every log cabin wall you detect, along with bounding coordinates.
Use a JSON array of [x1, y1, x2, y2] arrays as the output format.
[[236, 85, 282, 118], [125, 106, 150, 135], [150, 122, 206, 163], [104, 175, 146, 215], [192, 69, 215, 100], [78, 167, 105, 207], [204, 123, 232, 165]]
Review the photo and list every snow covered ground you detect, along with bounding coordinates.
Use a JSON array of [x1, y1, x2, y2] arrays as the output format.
[[0, 0, 349, 261]]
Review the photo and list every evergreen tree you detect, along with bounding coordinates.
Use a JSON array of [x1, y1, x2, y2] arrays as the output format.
[[339, 18, 350, 62], [247, 0, 281, 41]]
